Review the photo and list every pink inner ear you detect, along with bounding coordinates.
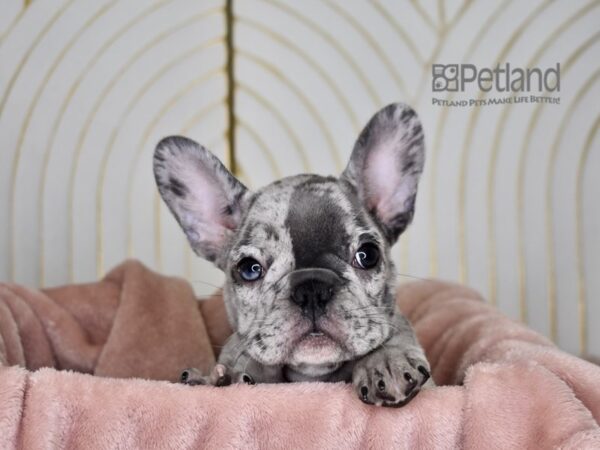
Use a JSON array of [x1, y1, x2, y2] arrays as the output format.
[[365, 142, 401, 213], [173, 157, 235, 250]]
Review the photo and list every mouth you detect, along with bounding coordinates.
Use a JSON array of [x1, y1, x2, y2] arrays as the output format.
[[289, 328, 344, 365]]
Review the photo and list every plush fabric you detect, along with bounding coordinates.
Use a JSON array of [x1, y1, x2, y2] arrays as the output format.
[[0, 260, 599, 449]]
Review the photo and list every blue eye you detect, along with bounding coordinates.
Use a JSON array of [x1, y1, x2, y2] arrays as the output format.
[[353, 243, 380, 269], [237, 258, 263, 281]]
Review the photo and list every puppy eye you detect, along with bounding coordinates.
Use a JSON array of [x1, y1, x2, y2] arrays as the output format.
[[237, 258, 263, 281], [353, 243, 379, 269]]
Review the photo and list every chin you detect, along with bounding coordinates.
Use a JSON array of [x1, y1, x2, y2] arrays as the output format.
[[287, 333, 345, 366]]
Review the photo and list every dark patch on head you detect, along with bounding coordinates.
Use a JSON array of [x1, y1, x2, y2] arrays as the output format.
[[285, 177, 349, 272], [262, 223, 280, 241], [169, 176, 188, 197]]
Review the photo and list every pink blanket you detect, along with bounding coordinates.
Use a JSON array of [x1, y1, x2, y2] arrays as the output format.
[[1, 261, 599, 448]]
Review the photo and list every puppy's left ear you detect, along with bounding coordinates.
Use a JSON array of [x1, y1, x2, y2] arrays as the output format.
[[153, 136, 248, 268], [342, 103, 425, 243]]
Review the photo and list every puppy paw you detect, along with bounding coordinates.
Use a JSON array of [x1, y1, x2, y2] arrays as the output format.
[[352, 346, 431, 407], [180, 364, 255, 387]]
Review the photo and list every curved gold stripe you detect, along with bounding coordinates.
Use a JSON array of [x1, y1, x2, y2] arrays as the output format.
[[575, 115, 600, 355], [0, 0, 74, 116], [95, 49, 223, 277], [7, 1, 118, 284], [485, 2, 599, 321], [427, 0, 511, 276], [457, 1, 552, 297], [38, 0, 173, 285], [65, 7, 222, 280], [127, 96, 224, 264], [182, 103, 227, 136], [238, 49, 343, 171], [370, 2, 425, 65], [545, 69, 600, 345], [414, 0, 473, 104], [263, 0, 383, 106], [0, 4, 26, 44], [514, 30, 600, 337], [408, 0, 474, 277], [324, 0, 410, 100], [237, 118, 282, 179], [237, 15, 362, 131], [408, 0, 438, 32], [438, 0, 447, 29], [237, 82, 310, 172]]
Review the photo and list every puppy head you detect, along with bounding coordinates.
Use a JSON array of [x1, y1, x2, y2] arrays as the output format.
[[154, 103, 425, 367]]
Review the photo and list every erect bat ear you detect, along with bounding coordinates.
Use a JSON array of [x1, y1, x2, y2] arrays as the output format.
[[153, 136, 249, 268], [342, 103, 425, 243]]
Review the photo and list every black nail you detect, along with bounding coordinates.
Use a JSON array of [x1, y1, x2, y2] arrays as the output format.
[[216, 373, 232, 387], [404, 372, 414, 383], [418, 366, 430, 383], [242, 374, 255, 385], [180, 370, 190, 383], [360, 385, 369, 401], [377, 379, 386, 391]]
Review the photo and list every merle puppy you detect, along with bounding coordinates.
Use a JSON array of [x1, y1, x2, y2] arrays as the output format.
[[154, 103, 432, 407]]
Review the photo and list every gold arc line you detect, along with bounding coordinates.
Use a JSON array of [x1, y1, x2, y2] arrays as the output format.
[[324, 0, 410, 100], [545, 69, 600, 347], [237, 118, 282, 179], [575, 115, 600, 356], [370, 2, 425, 65], [95, 46, 223, 277], [515, 30, 600, 341], [236, 16, 362, 131], [408, 0, 438, 32], [65, 7, 222, 281], [438, 0, 447, 30], [456, 0, 552, 297], [1, 0, 73, 282], [413, 0, 473, 104], [426, 0, 497, 276], [262, 0, 383, 107], [413, 0, 474, 278], [485, 2, 600, 323], [237, 82, 310, 172], [0, 4, 27, 44], [238, 49, 343, 171], [37, 0, 174, 285], [0, 0, 74, 116], [8, 0, 118, 284], [127, 94, 224, 265]]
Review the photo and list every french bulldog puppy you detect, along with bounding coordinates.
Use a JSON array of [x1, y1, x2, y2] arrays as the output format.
[[154, 103, 432, 407]]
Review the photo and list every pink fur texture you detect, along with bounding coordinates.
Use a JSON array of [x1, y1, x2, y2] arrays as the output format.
[[1, 261, 599, 449]]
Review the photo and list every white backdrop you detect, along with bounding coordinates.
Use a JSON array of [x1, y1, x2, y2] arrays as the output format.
[[1, 0, 598, 356]]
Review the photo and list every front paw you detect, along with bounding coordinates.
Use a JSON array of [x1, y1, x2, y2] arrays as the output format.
[[352, 347, 431, 407], [180, 364, 256, 387]]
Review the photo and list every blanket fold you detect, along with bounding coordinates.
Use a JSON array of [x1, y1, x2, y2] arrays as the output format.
[[1, 260, 599, 449]]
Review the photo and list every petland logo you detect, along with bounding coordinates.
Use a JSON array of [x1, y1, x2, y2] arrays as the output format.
[[431, 63, 561, 107]]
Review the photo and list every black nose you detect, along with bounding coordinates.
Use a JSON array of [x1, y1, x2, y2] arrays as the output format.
[[292, 280, 334, 317], [290, 268, 340, 319]]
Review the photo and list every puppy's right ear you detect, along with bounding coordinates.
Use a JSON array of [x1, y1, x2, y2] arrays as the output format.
[[153, 136, 248, 267]]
